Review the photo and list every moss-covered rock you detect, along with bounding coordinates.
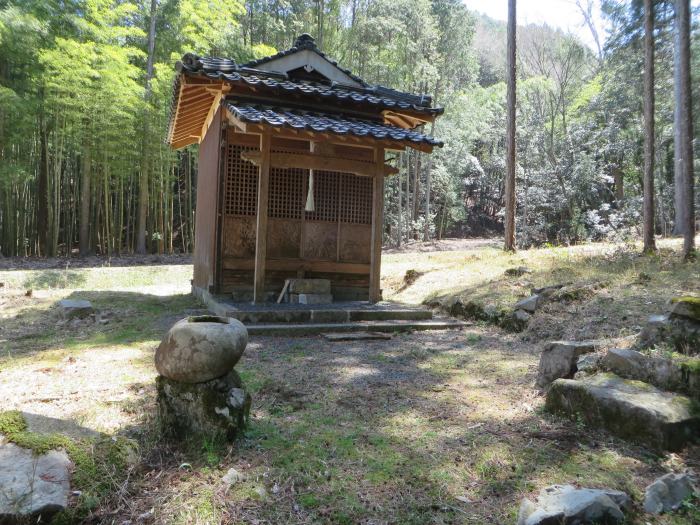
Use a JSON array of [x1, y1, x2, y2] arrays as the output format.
[[638, 313, 700, 355], [551, 281, 609, 302], [545, 373, 700, 451], [0, 410, 139, 523], [602, 348, 700, 401], [670, 296, 700, 322]]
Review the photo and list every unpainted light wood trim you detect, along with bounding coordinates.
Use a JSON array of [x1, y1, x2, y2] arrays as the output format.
[[222, 258, 370, 274], [239, 150, 398, 177], [167, 81, 185, 143], [253, 131, 272, 303], [199, 93, 223, 144], [369, 146, 385, 303], [171, 135, 200, 149], [381, 110, 433, 128]]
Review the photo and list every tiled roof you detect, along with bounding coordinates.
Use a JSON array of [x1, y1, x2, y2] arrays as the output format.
[[225, 102, 443, 148], [241, 33, 369, 87], [176, 37, 442, 117]]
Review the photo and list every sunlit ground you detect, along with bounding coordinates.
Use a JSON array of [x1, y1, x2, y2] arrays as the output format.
[[0, 238, 699, 523]]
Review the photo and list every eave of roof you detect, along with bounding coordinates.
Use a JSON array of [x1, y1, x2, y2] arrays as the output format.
[[177, 66, 443, 118], [224, 101, 443, 150]]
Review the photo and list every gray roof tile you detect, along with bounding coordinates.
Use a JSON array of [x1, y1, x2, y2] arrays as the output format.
[[225, 102, 443, 147]]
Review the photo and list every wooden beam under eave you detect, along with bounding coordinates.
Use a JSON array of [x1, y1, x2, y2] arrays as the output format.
[[179, 90, 215, 106], [240, 150, 398, 177], [369, 146, 385, 304], [253, 131, 272, 303], [173, 109, 210, 129], [224, 109, 250, 133], [171, 135, 200, 149], [382, 109, 435, 127], [198, 93, 223, 144], [172, 120, 207, 141]]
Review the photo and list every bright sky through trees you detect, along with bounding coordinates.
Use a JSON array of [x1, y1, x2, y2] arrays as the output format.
[[465, 0, 699, 50]]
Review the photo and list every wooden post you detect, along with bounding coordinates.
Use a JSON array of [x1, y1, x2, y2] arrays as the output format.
[[369, 146, 385, 303], [253, 131, 271, 303]]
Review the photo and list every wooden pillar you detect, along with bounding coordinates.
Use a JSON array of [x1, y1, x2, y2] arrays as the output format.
[[253, 131, 271, 303], [369, 146, 385, 303]]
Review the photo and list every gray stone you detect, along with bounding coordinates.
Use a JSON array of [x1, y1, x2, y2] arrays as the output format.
[[669, 297, 700, 322], [514, 309, 531, 323], [546, 373, 700, 451], [514, 295, 540, 313], [287, 279, 331, 295], [292, 293, 333, 305], [155, 316, 248, 383], [0, 442, 72, 522], [157, 369, 251, 441], [601, 348, 700, 398], [643, 473, 697, 514], [536, 340, 600, 388], [574, 353, 602, 377], [637, 313, 700, 352], [57, 299, 94, 319], [532, 284, 566, 296], [517, 484, 630, 525], [222, 468, 244, 486], [505, 266, 531, 277]]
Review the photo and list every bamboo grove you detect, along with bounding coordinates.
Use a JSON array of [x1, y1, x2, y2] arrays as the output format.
[[0, 0, 698, 257]]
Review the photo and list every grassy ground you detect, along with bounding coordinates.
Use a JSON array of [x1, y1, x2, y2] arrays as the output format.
[[0, 238, 699, 524]]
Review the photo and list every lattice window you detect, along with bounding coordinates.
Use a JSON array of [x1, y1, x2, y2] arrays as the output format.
[[305, 171, 339, 222], [340, 173, 372, 224], [224, 144, 258, 216], [269, 168, 305, 219]]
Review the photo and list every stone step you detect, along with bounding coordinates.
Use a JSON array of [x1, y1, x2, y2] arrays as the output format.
[[546, 373, 700, 451], [200, 291, 435, 324], [225, 308, 434, 324], [247, 319, 467, 336], [601, 348, 700, 400]]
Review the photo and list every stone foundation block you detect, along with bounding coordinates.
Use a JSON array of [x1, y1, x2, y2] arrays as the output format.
[[157, 369, 251, 441]]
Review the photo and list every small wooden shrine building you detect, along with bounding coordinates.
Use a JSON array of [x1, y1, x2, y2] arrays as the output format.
[[167, 34, 443, 303]]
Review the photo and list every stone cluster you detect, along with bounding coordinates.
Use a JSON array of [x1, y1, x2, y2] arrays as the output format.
[[518, 474, 698, 523], [536, 295, 700, 453], [155, 316, 251, 440]]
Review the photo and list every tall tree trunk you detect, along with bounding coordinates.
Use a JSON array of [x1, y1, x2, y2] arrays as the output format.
[[613, 164, 624, 200], [37, 111, 49, 256], [643, 0, 657, 254], [673, 0, 695, 258], [504, 0, 517, 251], [137, 0, 158, 254], [79, 142, 91, 256]]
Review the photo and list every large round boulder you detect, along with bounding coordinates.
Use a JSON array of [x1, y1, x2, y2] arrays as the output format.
[[155, 316, 248, 383]]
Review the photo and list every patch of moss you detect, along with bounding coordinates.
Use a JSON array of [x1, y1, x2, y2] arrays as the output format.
[[672, 296, 700, 318], [0, 410, 138, 522], [680, 358, 700, 374], [0, 409, 28, 434]]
